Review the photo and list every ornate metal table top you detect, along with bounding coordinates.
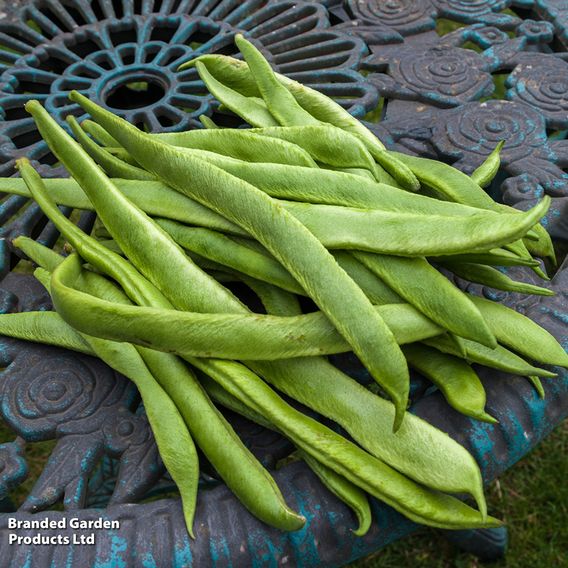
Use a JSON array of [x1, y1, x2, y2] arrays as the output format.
[[0, 1, 567, 566]]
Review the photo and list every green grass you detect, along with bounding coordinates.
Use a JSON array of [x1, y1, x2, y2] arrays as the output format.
[[349, 420, 568, 567]]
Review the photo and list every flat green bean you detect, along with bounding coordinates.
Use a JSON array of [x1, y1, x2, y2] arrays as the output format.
[[69, 91, 411, 430], [67, 116, 155, 180], [355, 253, 496, 347], [441, 262, 553, 296], [471, 141, 504, 188], [403, 344, 496, 423], [153, 127, 318, 168], [195, 61, 278, 127], [425, 335, 556, 378], [300, 451, 372, 536], [470, 295, 568, 367]]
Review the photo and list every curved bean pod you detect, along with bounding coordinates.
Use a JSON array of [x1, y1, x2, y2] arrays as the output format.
[[49, 268, 443, 358], [195, 60, 278, 127], [471, 141, 504, 188], [153, 128, 317, 168], [234, 34, 318, 127], [69, 91, 411, 430], [403, 344, 496, 423], [300, 452, 372, 536], [67, 116, 155, 180], [154, 219, 303, 295], [354, 253, 496, 347], [469, 295, 568, 367], [425, 335, 556, 378], [81, 119, 119, 147], [442, 262, 553, 296], [0, 177, 245, 237]]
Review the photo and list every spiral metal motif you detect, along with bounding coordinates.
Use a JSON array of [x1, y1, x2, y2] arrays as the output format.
[[431, 0, 512, 22], [346, 0, 436, 35], [1, 350, 121, 440], [506, 58, 568, 130], [391, 46, 492, 106], [432, 100, 546, 163]]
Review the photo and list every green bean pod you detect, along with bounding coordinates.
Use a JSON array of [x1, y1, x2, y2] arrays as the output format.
[[390, 151, 555, 264], [48, 268, 443, 358], [247, 125, 379, 177], [429, 250, 540, 268], [69, 91, 411, 430], [155, 219, 303, 295], [471, 141, 504, 188], [441, 262, 554, 296], [300, 452, 372, 536], [425, 335, 556, 378], [234, 34, 319, 127], [354, 253, 496, 348], [195, 60, 278, 127], [403, 344, 496, 423], [81, 119, 120, 146], [0, 177, 246, 237], [153, 127, 318, 168], [469, 295, 568, 367], [0, 175, 550, 257], [67, 116, 155, 180]]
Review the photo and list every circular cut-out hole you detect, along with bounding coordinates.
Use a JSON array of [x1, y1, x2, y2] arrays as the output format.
[[105, 79, 166, 110]]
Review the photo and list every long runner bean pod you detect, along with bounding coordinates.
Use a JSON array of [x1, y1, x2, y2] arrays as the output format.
[[425, 335, 556, 378], [354, 253, 496, 347], [29, 108, 489, 504], [15, 166, 305, 533], [30, 265, 200, 536], [0, 177, 246, 236], [81, 119, 119, 147], [47, 266, 444, 357], [244, 125, 379, 177], [189, 356, 497, 529], [67, 116, 155, 180], [469, 295, 568, 367], [181, 51, 419, 190], [195, 61, 278, 127], [403, 344, 496, 423], [430, 250, 540, 268], [25, 102, 491, 504], [390, 151, 555, 264], [152, 127, 318, 168], [299, 452, 372, 536], [68, 91, 412, 430], [0, 174, 550, 257], [155, 219, 303, 295], [471, 141, 504, 188], [234, 34, 319, 127], [441, 262, 553, 296], [174, 150, 499, 217]]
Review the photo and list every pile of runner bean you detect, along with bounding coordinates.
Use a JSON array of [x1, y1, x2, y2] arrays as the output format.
[[0, 35, 566, 538]]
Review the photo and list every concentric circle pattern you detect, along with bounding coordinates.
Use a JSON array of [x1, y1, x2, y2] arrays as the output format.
[[432, 100, 547, 162]]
